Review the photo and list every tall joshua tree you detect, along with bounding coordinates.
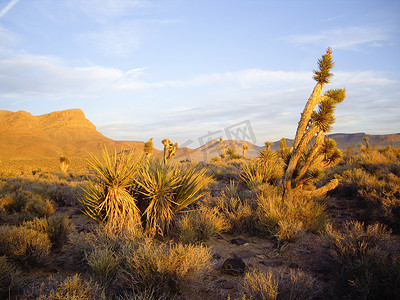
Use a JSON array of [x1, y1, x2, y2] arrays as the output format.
[[283, 48, 345, 198], [162, 138, 178, 163]]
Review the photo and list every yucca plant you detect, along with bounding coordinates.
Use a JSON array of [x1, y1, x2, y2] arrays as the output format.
[[135, 158, 212, 237], [80, 148, 144, 233]]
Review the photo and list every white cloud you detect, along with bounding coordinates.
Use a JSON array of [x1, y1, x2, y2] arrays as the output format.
[[284, 26, 389, 50], [66, 0, 150, 19], [0, 0, 19, 19], [0, 53, 123, 95], [77, 21, 142, 56]]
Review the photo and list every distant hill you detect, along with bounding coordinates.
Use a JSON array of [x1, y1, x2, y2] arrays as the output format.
[[1, 109, 398, 161], [0, 109, 151, 159]]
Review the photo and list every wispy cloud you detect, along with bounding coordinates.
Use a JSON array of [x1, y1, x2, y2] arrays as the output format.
[[66, 0, 150, 19], [77, 23, 141, 56], [284, 26, 389, 50], [0, 0, 19, 19]]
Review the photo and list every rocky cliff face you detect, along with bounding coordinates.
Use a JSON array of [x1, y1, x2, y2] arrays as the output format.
[[0, 109, 144, 159]]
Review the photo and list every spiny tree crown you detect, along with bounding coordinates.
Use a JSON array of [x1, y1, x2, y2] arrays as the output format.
[[313, 47, 334, 84]]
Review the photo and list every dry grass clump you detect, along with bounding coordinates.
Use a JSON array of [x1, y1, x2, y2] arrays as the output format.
[[240, 154, 284, 190], [0, 190, 54, 218], [336, 165, 400, 232], [22, 215, 72, 249], [213, 195, 255, 234], [121, 240, 212, 298], [35, 274, 106, 300], [176, 205, 229, 244], [87, 247, 119, 287], [324, 221, 400, 299], [0, 255, 19, 297], [256, 184, 326, 242], [206, 160, 243, 181], [0, 225, 51, 265], [243, 267, 321, 300]]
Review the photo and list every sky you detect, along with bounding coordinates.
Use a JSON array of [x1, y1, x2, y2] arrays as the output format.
[[0, 0, 399, 149]]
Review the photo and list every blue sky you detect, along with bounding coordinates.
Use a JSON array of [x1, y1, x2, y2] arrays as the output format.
[[0, 0, 399, 149]]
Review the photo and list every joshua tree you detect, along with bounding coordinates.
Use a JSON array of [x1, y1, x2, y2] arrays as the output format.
[[243, 143, 249, 157], [162, 138, 178, 163], [283, 47, 345, 198], [219, 138, 226, 157], [59, 155, 70, 173], [360, 136, 370, 152], [144, 138, 154, 157], [279, 138, 287, 151], [265, 141, 274, 152]]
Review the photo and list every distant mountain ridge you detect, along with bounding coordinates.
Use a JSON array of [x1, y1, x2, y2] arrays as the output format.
[[0, 109, 398, 160], [0, 109, 147, 159]]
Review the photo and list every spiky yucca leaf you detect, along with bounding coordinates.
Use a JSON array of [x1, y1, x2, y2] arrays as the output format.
[[80, 148, 143, 233]]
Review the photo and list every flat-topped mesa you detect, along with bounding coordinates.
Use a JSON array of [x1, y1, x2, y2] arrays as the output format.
[[0, 109, 96, 131]]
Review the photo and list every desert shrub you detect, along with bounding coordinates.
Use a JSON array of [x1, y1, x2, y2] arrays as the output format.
[[64, 231, 95, 270], [134, 158, 212, 237], [224, 179, 239, 198], [240, 154, 283, 189], [206, 160, 243, 181], [324, 221, 400, 299], [0, 255, 19, 297], [0, 225, 51, 265], [244, 267, 321, 300], [36, 274, 106, 300], [256, 185, 326, 242], [24, 194, 54, 218], [243, 269, 278, 300], [212, 195, 255, 233], [337, 167, 400, 232], [22, 215, 72, 249], [0, 190, 54, 218], [121, 240, 211, 297], [176, 206, 228, 244], [47, 215, 72, 249], [80, 148, 143, 233], [87, 247, 119, 287], [117, 288, 168, 300]]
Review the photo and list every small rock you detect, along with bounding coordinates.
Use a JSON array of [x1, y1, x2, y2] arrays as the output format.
[[222, 257, 246, 275], [230, 238, 250, 245], [216, 279, 235, 289], [260, 259, 283, 267]]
